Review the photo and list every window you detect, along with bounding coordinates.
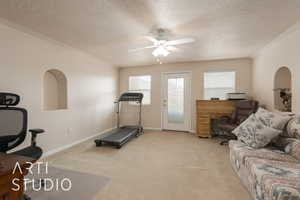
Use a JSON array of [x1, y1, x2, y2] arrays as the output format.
[[204, 72, 235, 100], [129, 75, 151, 105]]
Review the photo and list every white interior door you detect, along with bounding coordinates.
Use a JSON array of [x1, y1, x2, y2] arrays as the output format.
[[162, 72, 191, 131]]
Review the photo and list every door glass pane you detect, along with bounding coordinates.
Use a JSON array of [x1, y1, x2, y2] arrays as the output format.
[[168, 78, 184, 124]]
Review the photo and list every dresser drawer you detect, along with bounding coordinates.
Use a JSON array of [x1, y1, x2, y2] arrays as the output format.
[[197, 124, 210, 131], [197, 128, 210, 137], [197, 118, 210, 124]]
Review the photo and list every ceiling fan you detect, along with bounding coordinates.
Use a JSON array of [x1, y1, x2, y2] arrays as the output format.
[[129, 28, 195, 61]]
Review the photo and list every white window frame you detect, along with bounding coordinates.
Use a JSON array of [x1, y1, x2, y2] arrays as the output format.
[[203, 71, 236, 100], [128, 75, 151, 105]]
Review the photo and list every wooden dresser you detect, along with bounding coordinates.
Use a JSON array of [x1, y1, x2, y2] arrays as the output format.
[[196, 100, 235, 138]]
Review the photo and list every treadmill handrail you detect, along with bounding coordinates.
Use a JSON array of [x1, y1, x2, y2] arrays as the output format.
[[118, 92, 143, 103]]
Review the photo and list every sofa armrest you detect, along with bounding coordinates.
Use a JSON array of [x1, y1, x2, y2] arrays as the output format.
[[285, 139, 300, 160]]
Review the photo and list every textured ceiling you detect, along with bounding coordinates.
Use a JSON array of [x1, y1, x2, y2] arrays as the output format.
[[1, 0, 300, 67]]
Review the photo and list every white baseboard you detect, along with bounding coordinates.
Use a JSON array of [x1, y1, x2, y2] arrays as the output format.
[[144, 127, 195, 133], [42, 127, 115, 158], [144, 127, 162, 131]]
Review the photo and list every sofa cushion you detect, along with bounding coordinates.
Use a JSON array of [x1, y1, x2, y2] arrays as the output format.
[[229, 140, 300, 200], [246, 157, 300, 200], [229, 140, 299, 170], [233, 114, 281, 148], [255, 108, 292, 130]]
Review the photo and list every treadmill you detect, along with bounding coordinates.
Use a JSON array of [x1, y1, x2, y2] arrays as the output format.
[[95, 92, 144, 149]]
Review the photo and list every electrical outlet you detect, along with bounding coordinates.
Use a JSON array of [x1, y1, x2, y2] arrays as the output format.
[[67, 128, 72, 135]]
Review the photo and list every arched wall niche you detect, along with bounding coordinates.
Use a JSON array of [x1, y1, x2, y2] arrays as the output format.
[[43, 69, 68, 110], [273, 66, 292, 112]]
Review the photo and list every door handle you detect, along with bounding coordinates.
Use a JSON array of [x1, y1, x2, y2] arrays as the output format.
[[163, 99, 167, 107]]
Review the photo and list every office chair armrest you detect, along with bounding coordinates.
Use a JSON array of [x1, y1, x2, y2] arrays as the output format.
[[29, 129, 45, 135], [29, 129, 45, 147]]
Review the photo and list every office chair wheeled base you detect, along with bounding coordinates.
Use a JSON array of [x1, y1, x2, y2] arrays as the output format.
[[219, 135, 237, 145], [220, 140, 229, 145], [23, 194, 31, 200]]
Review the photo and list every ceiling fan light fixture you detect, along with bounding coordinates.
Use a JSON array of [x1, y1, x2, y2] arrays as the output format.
[[152, 46, 170, 57], [129, 28, 195, 61]]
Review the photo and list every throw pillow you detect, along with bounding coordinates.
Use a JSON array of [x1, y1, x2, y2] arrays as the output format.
[[233, 114, 282, 148], [285, 116, 300, 139], [255, 108, 291, 130]]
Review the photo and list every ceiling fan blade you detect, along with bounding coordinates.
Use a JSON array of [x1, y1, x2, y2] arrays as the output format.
[[165, 46, 179, 52], [128, 45, 156, 52], [145, 36, 158, 44], [166, 38, 195, 46]]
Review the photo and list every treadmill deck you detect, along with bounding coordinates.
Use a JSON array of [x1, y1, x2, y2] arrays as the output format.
[[100, 127, 138, 143]]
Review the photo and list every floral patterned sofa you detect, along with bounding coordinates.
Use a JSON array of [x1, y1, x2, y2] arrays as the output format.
[[229, 116, 300, 200]]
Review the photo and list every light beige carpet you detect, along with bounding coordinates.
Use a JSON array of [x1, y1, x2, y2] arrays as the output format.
[[26, 166, 109, 200], [45, 130, 252, 200]]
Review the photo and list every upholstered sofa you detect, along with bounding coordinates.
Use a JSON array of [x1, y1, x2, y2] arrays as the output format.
[[229, 116, 300, 200]]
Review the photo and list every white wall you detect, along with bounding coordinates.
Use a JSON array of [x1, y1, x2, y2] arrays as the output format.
[[252, 22, 300, 113], [119, 58, 252, 131], [0, 22, 118, 155]]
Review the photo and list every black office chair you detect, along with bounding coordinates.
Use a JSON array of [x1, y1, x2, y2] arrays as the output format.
[[213, 100, 259, 145], [0, 92, 45, 200]]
